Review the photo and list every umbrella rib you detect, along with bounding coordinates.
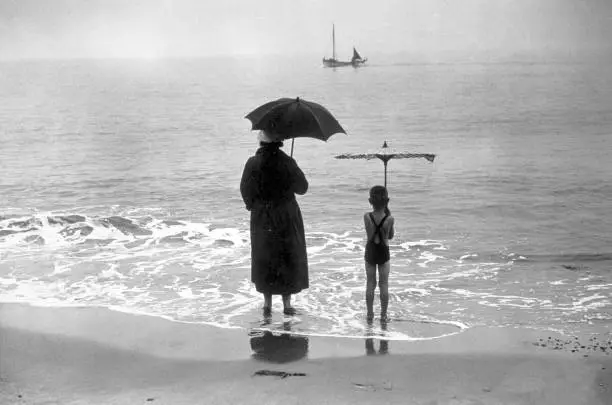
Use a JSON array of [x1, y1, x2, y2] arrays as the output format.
[[298, 101, 326, 140], [334, 153, 436, 161], [245, 98, 294, 130]]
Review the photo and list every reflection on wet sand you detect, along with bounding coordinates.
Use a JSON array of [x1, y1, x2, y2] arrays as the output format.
[[365, 319, 389, 356], [250, 321, 309, 363]]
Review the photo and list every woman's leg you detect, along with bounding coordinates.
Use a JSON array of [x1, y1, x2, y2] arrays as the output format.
[[378, 261, 390, 320], [365, 262, 377, 320], [282, 294, 296, 315], [263, 293, 272, 315]]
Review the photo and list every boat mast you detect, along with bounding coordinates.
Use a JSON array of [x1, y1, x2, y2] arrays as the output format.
[[332, 24, 336, 60]]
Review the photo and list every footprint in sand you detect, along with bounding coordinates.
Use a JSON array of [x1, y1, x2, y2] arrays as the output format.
[[352, 381, 393, 391]]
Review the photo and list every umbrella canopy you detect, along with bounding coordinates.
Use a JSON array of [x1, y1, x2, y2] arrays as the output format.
[[335, 141, 436, 187], [245, 97, 346, 147]]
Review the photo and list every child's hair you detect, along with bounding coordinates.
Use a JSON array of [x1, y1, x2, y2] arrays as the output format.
[[369, 186, 389, 210]]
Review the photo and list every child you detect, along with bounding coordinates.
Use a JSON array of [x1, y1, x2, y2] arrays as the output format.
[[363, 185, 395, 321]]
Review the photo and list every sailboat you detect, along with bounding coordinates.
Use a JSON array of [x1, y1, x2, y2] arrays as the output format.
[[322, 24, 367, 68]]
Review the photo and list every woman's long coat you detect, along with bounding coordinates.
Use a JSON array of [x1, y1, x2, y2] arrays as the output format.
[[240, 143, 309, 295]]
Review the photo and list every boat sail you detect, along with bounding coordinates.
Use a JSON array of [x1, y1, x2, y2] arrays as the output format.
[[322, 24, 367, 68], [352, 47, 364, 62]]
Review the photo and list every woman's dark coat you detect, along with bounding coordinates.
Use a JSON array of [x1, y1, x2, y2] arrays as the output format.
[[240, 143, 309, 295]]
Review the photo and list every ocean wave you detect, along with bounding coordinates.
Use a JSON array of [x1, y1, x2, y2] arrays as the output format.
[[0, 212, 247, 250], [1, 209, 611, 338], [520, 253, 612, 264]]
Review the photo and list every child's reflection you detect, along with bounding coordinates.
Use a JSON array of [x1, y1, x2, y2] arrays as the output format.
[[365, 319, 389, 355]]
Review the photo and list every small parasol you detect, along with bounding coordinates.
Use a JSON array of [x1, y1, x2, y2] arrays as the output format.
[[335, 141, 436, 188]]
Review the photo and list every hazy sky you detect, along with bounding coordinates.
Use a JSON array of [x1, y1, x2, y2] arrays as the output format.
[[1, 0, 611, 59]]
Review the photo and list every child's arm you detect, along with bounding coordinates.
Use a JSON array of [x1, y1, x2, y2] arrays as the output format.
[[363, 213, 373, 240], [387, 216, 395, 240]]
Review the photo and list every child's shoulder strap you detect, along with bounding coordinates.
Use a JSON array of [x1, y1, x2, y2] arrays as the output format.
[[377, 214, 389, 229], [369, 213, 388, 229]]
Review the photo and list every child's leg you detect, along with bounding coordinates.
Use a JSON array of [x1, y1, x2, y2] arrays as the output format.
[[365, 262, 377, 319], [379, 339, 389, 354], [379, 321, 389, 354], [378, 261, 390, 319], [365, 338, 376, 355]]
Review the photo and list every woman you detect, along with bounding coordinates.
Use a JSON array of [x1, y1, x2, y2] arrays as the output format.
[[240, 129, 309, 315]]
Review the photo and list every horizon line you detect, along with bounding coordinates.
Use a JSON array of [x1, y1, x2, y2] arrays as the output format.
[[1, 48, 605, 63]]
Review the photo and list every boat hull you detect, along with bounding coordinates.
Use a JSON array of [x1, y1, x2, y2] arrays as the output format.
[[322, 58, 367, 68]]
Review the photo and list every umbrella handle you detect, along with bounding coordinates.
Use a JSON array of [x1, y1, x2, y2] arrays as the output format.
[[290, 138, 295, 157]]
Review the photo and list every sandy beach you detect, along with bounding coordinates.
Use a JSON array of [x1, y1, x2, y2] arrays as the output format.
[[0, 303, 609, 405]]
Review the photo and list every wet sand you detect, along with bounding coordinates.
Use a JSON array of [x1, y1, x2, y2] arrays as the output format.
[[1, 303, 610, 404]]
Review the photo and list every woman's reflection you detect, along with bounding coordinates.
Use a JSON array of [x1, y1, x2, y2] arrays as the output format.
[[250, 322, 309, 363], [365, 319, 389, 355]]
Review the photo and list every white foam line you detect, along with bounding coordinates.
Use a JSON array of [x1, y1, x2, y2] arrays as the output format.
[[0, 299, 470, 342], [248, 326, 466, 342], [586, 284, 612, 291], [106, 305, 244, 329], [0, 298, 92, 308], [574, 294, 608, 306]]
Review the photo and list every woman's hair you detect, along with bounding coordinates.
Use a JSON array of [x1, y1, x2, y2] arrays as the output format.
[[258, 129, 284, 147], [369, 185, 389, 210]]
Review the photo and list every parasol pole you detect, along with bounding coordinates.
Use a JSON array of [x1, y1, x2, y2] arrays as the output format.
[[382, 141, 388, 188], [290, 138, 295, 157], [384, 160, 388, 188]]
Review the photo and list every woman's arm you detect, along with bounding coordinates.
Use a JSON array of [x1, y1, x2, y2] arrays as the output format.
[[240, 158, 257, 211], [288, 158, 308, 195]]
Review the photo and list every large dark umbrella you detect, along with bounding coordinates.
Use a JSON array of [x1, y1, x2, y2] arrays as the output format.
[[245, 97, 346, 156], [335, 141, 436, 188]]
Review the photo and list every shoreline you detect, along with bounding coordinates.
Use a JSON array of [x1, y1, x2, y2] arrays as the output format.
[[1, 303, 611, 404]]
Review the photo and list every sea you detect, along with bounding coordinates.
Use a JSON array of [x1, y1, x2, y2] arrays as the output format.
[[1, 52, 611, 341]]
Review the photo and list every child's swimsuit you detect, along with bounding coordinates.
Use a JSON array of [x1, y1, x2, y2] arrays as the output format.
[[365, 213, 390, 265]]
